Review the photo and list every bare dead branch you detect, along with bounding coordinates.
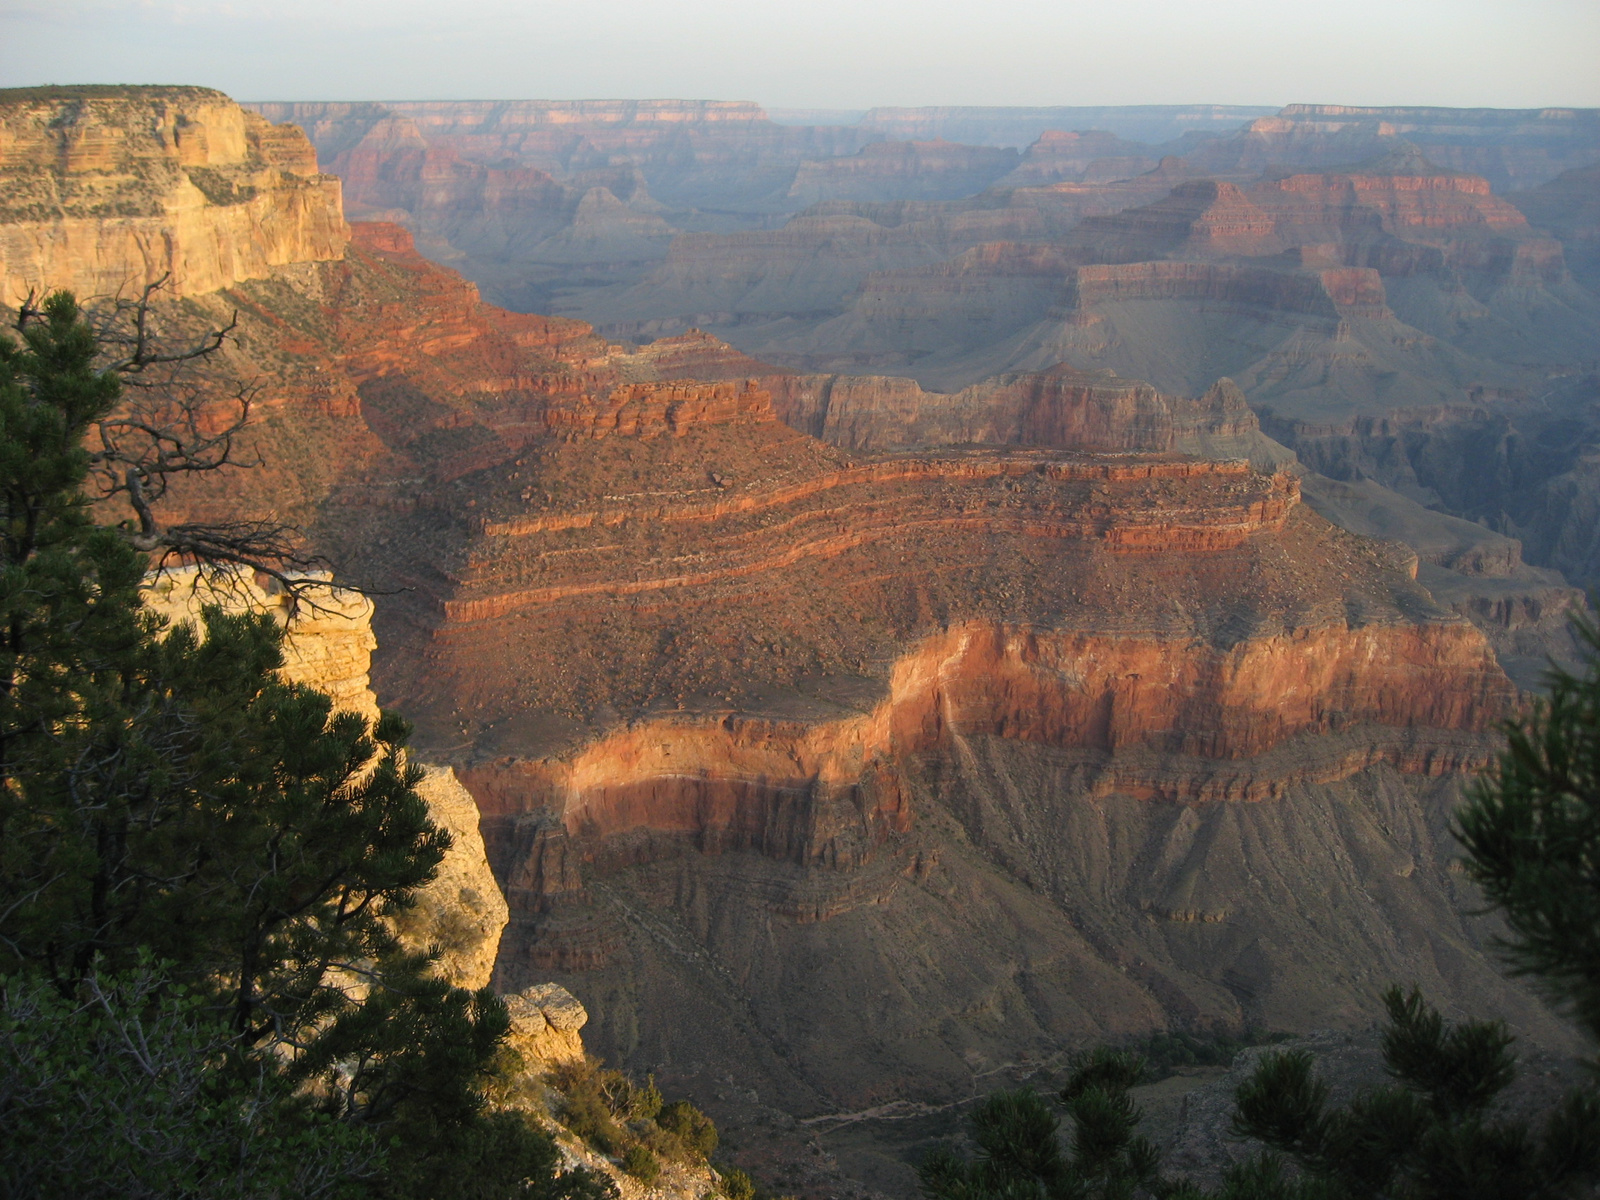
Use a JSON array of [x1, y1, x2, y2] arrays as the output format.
[[142, 524, 352, 611], [82, 273, 240, 377]]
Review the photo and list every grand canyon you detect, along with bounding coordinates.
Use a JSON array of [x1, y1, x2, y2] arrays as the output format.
[[2, 81, 1597, 1195]]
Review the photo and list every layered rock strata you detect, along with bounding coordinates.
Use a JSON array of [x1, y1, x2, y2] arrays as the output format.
[[0, 86, 347, 301], [504, 983, 589, 1067], [762, 368, 1278, 465], [21, 122, 1571, 1194]]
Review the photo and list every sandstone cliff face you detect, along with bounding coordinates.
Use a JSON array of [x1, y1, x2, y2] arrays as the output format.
[[504, 982, 589, 1068], [140, 566, 380, 720], [404, 766, 512, 990], [0, 87, 347, 302], [139, 566, 508, 991]]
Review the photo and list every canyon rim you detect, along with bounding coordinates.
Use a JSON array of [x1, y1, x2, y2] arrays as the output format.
[[2, 79, 1597, 1197]]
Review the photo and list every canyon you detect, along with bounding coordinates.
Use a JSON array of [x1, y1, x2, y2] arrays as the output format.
[[4, 84, 1598, 1198]]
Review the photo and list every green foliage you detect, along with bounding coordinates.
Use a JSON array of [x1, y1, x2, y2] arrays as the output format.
[[0, 294, 569, 1197], [387, 1106, 616, 1200], [719, 1167, 757, 1200], [1131, 1030, 1293, 1084], [1456, 614, 1600, 1046], [552, 1061, 631, 1154], [1223, 988, 1600, 1200], [657, 1097, 719, 1159], [622, 1144, 662, 1183], [550, 1056, 713, 1174], [0, 960, 376, 1200], [918, 1049, 1163, 1200]]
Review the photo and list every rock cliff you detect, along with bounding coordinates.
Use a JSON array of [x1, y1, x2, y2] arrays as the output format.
[[21, 114, 1584, 1197], [763, 366, 1279, 466], [505, 982, 589, 1068], [140, 566, 508, 991], [254, 99, 869, 209], [1510, 162, 1600, 290], [0, 86, 347, 302]]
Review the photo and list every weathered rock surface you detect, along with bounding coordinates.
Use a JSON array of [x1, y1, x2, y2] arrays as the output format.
[[139, 565, 508, 991], [26, 108, 1586, 1199], [1299, 474, 1589, 688], [763, 368, 1286, 467], [405, 766, 512, 990], [141, 566, 379, 720], [0, 86, 347, 301], [504, 982, 589, 1067], [764, 153, 1589, 392], [278, 99, 868, 209]]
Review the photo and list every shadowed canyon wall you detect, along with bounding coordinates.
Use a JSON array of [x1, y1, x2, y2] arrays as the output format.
[[7, 85, 1595, 1200]]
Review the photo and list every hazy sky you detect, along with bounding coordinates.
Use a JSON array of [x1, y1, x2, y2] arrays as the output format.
[[1, 0, 1595, 109]]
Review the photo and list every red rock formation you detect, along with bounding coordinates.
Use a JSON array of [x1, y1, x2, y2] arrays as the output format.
[[252, 98, 870, 211], [11, 112, 1579, 1175], [324, 113, 572, 230], [764, 365, 1263, 455], [77, 188, 1562, 1154], [1247, 163, 1564, 284], [467, 609, 1508, 830], [1068, 180, 1281, 260]]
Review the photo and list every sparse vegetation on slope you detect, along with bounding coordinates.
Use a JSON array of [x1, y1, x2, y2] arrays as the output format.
[[0, 295, 603, 1198]]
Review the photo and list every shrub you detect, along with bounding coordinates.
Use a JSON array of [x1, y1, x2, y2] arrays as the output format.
[[622, 1144, 661, 1183], [657, 1099, 718, 1159], [602, 1070, 662, 1121], [719, 1167, 756, 1200], [556, 1074, 627, 1156], [1133, 1028, 1292, 1082]]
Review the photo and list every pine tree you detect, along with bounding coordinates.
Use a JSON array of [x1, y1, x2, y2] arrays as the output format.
[[1456, 615, 1600, 1047], [0, 293, 585, 1198], [1200, 987, 1600, 1200], [918, 1048, 1163, 1200]]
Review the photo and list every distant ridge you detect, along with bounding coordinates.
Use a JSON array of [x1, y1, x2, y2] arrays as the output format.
[[855, 105, 1280, 147]]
